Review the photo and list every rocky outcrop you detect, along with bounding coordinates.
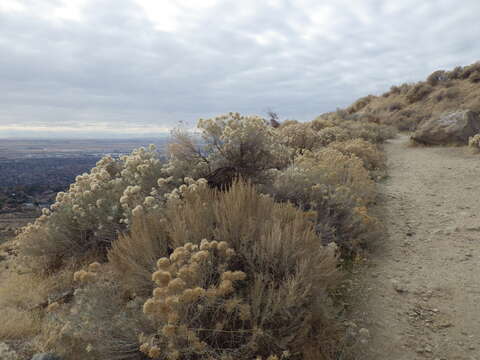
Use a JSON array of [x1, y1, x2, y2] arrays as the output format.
[[411, 110, 480, 145]]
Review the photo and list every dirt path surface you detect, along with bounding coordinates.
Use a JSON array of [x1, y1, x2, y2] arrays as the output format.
[[353, 134, 480, 360]]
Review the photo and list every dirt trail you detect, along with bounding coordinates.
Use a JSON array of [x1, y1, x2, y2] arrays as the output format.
[[353, 134, 480, 360]]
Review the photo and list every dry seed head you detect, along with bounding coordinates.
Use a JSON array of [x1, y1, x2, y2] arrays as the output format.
[[199, 238, 209, 250], [152, 270, 171, 287], [191, 250, 209, 262], [139, 343, 150, 354], [143, 298, 157, 315], [162, 324, 176, 337], [225, 248, 235, 257], [47, 301, 60, 312], [88, 261, 101, 272], [153, 287, 168, 299], [156, 257, 171, 270], [218, 280, 234, 295], [217, 241, 228, 251], [165, 296, 180, 307], [167, 311, 180, 324], [148, 346, 161, 358], [73, 270, 96, 283], [167, 278, 186, 293]]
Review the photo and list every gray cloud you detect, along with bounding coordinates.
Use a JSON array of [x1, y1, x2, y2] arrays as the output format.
[[1, 0, 480, 137]]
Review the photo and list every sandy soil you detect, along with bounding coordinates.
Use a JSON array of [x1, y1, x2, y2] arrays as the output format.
[[352, 134, 480, 360]]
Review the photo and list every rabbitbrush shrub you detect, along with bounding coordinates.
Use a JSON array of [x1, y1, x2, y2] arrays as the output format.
[[166, 112, 290, 184], [271, 149, 378, 255], [328, 139, 386, 175], [18, 145, 169, 271]]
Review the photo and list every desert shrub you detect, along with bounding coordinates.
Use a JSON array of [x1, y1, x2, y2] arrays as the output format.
[[460, 62, 480, 79], [42, 263, 151, 360], [387, 102, 404, 112], [346, 95, 375, 114], [469, 70, 480, 83], [426, 70, 447, 86], [316, 126, 351, 146], [328, 139, 386, 175], [469, 134, 480, 152], [389, 85, 401, 95], [278, 122, 321, 152], [58, 181, 341, 359], [339, 121, 396, 144], [447, 66, 463, 80], [167, 113, 290, 186], [271, 149, 378, 254], [18, 146, 169, 271], [406, 83, 433, 103], [310, 117, 336, 131]]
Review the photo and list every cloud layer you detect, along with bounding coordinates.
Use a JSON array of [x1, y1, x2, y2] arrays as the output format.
[[1, 0, 480, 137]]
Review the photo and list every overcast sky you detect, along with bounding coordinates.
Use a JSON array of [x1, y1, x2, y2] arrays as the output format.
[[1, 0, 480, 138]]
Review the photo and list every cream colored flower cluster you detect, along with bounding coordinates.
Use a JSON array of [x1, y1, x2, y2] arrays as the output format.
[[20, 145, 167, 250], [469, 134, 480, 151], [196, 112, 290, 175], [140, 239, 248, 359], [277, 122, 320, 152]]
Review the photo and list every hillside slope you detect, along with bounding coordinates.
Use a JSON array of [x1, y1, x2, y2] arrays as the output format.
[[352, 134, 480, 359], [325, 62, 480, 132]]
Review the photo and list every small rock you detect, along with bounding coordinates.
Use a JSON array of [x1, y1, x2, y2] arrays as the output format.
[[391, 279, 407, 293], [31, 353, 62, 360], [358, 328, 370, 338]]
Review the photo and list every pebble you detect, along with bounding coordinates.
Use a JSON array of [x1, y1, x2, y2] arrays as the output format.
[[391, 279, 407, 293]]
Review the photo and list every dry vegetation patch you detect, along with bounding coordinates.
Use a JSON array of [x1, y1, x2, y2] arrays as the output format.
[[3, 110, 395, 359]]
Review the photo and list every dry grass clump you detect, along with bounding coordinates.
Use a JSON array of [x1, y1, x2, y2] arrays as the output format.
[[271, 149, 378, 255], [328, 139, 386, 175], [0, 267, 74, 342], [41, 264, 151, 360], [468, 134, 480, 152]]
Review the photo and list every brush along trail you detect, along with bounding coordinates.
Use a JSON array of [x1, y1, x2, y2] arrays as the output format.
[[351, 134, 480, 360]]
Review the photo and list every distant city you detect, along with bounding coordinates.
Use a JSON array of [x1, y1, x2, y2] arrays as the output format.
[[0, 138, 170, 212]]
